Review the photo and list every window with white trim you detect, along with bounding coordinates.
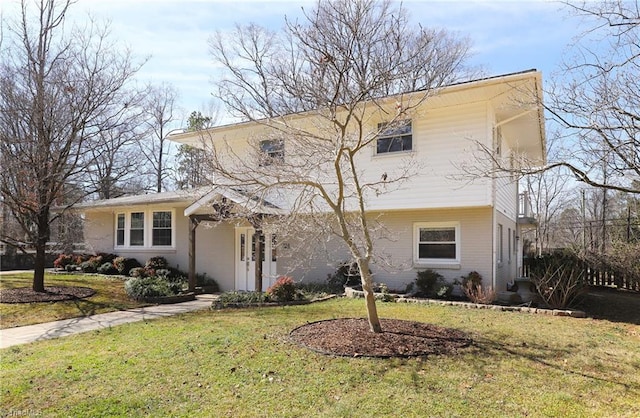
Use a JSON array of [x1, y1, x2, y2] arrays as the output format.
[[414, 222, 460, 263], [116, 213, 125, 246], [130, 212, 145, 246], [260, 139, 284, 166], [114, 209, 175, 249], [376, 120, 412, 154], [152, 211, 172, 246]]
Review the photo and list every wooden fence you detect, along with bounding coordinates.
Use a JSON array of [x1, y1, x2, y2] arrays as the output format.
[[522, 258, 639, 292]]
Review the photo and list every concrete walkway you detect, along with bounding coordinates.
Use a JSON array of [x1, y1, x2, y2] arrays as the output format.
[[0, 295, 216, 349]]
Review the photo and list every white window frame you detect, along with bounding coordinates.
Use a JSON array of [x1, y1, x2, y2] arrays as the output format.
[[114, 209, 176, 250], [375, 119, 413, 155], [413, 222, 461, 267]]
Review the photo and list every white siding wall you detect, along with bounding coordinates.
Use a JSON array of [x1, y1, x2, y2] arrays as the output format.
[[279, 207, 493, 291], [362, 103, 493, 211], [83, 208, 237, 291], [494, 211, 518, 291]]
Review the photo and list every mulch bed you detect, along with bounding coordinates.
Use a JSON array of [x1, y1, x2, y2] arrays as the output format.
[[290, 318, 472, 358], [0, 286, 96, 303]]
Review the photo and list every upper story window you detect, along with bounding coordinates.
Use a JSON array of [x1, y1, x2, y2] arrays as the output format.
[[376, 120, 412, 154], [414, 222, 460, 264], [115, 209, 174, 249], [260, 139, 284, 166]]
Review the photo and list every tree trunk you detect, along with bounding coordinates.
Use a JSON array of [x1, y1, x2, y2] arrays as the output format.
[[32, 240, 46, 292], [32, 210, 50, 292], [358, 258, 382, 333]]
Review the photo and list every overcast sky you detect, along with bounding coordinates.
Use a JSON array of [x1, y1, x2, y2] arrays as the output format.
[[1, 0, 583, 126]]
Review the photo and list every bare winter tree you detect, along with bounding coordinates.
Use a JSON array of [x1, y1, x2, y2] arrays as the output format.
[[205, 0, 478, 332], [140, 82, 180, 193], [0, 0, 145, 291], [538, 1, 639, 194], [522, 133, 574, 255]]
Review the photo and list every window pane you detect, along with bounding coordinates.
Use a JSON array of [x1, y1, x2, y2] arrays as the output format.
[[152, 211, 172, 246], [419, 243, 456, 259], [376, 120, 412, 154], [130, 212, 144, 246], [131, 212, 144, 229], [116, 214, 125, 246], [153, 229, 172, 246], [420, 228, 455, 242], [260, 139, 284, 165], [130, 229, 144, 246], [153, 211, 171, 228]]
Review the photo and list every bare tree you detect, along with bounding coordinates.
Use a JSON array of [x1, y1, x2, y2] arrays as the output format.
[[205, 0, 477, 332], [140, 82, 180, 193], [0, 0, 144, 291], [543, 0, 640, 194]]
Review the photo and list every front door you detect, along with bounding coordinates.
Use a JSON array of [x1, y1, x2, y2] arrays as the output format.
[[235, 227, 277, 291]]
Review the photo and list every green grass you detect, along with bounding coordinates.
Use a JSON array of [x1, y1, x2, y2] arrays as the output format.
[[2, 298, 639, 417], [0, 273, 148, 328]]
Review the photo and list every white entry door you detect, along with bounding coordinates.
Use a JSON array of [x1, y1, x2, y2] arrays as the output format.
[[235, 227, 277, 291]]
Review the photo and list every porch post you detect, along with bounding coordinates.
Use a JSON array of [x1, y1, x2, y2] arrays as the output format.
[[254, 230, 263, 292], [188, 216, 198, 292]]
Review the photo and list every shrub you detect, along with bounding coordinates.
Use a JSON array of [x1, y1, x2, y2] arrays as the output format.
[[53, 254, 74, 269], [461, 271, 483, 288], [97, 262, 118, 275], [80, 260, 97, 273], [113, 257, 141, 276], [415, 269, 444, 297], [266, 276, 300, 302], [125, 276, 174, 300], [327, 261, 365, 289], [196, 273, 220, 292], [145, 256, 168, 270], [463, 282, 496, 304], [96, 252, 118, 264], [65, 264, 78, 272], [529, 251, 587, 309], [129, 267, 147, 278], [214, 291, 268, 308]]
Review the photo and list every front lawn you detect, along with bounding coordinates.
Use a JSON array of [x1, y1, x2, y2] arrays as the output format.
[[0, 273, 149, 328], [1, 298, 639, 417]]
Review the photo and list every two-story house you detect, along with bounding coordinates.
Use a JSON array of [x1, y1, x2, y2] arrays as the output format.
[[79, 70, 545, 292]]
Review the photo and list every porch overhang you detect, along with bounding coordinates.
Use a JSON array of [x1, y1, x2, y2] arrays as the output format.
[[184, 186, 287, 218]]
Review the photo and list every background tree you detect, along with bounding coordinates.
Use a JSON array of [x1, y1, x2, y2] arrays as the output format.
[[542, 0, 639, 194], [206, 0, 478, 332], [87, 97, 149, 199], [139, 82, 180, 193], [0, 0, 144, 291], [174, 111, 214, 189]]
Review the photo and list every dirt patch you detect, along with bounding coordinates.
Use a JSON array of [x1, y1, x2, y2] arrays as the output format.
[[290, 318, 472, 358], [0, 286, 96, 303]]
